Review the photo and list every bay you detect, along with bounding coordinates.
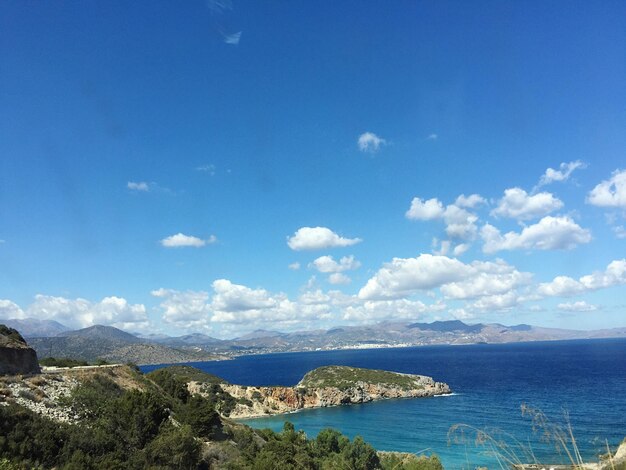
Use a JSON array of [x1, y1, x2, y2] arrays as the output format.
[[141, 338, 626, 469]]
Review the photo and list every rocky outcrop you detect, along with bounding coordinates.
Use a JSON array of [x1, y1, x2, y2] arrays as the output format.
[[0, 325, 41, 375], [190, 365, 451, 418]]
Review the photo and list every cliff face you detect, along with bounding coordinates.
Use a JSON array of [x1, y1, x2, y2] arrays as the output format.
[[190, 366, 451, 418], [0, 325, 42, 375]]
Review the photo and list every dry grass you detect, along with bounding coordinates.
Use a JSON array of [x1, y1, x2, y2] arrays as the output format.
[[448, 404, 623, 469]]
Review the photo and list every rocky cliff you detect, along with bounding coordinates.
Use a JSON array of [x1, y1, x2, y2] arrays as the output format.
[[189, 365, 451, 418], [0, 325, 41, 375]]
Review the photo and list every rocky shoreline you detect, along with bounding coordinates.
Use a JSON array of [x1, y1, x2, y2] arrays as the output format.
[[190, 366, 451, 419]]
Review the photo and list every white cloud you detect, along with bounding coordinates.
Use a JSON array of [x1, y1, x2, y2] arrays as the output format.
[[357, 132, 386, 153], [450, 308, 474, 320], [432, 239, 451, 256], [358, 254, 532, 315], [358, 254, 471, 300], [211, 279, 278, 313], [406, 198, 445, 220], [427, 133, 438, 141], [557, 301, 597, 312], [298, 290, 330, 305], [160, 233, 217, 248], [287, 227, 362, 251], [311, 255, 361, 273], [406, 198, 479, 240], [440, 259, 532, 300], [538, 160, 586, 187], [26, 294, 148, 330], [536, 276, 586, 297], [614, 226, 626, 239], [208, 280, 327, 327], [288, 262, 301, 270], [587, 169, 626, 208], [455, 194, 486, 209], [481, 216, 591, 253], [579, 259, 626, 290], [491, 188, 563, 220], [151, 288, 210, 328], [127, 181, 149, 191], [471, 291, 521, 311], [328, 273, 351, 285], [453, 243, 470, 256], [442, 205, 479, 240], [537, 259, 626, 298], [0, 299, 26, 320], [343, 299, 445, 322]]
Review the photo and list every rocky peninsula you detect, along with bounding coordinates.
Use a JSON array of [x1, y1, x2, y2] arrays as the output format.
[[189, 365, 451, 418]]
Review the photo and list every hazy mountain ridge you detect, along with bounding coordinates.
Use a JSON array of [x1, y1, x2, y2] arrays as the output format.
[[27, 324, 227, 365], [9, 318, 626, 363], [1, 318, 69, 338]]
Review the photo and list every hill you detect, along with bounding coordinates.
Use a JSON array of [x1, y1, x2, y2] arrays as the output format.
[[58, 324, 141, 343], [0, 363, 445, 469], [28, 324, 227, 365], [1, 318, 69, 338]]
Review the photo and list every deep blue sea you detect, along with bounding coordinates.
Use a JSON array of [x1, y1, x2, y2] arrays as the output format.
[[141, 338, 626, 469]]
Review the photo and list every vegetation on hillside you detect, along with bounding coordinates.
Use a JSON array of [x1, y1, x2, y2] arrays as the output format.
[[299, 365, 423, 390], [0, 325, 26, 345], [0, 364, 443, 469]]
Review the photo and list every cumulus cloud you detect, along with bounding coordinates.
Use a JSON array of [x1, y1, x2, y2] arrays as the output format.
[[587, 169, 626, 208], [343, 299, 445, 322], [537, 259, 626, 298], [287, 227, 362, 251], [491, 188, 563, 220], [151, 288, 211, 329], [614, 226, 626, 239], [442, 205, 479, 240], [455, 194, 486, 209], [439, 259, 532, 300], [453, 243, 470, 256], [208, 280, 329, 327], [406, 198, 445, 220], [537, 160, 586, 187], [481, 216, 591, 253], [127, 181, 149, 191], [357, 132, 386, 153], [406, 198, 479, 241], [311, 255, 361, 273], [358, 254, 533, 316], [328, 273, 351, 285], [0, 300, 26, 320], [24, 294, 148, 330], [471, 291, 521, 311], [557, 301, 597, 312], [160, 233, 217, 248], [426, 133, 438, 141], [358, 254, 470, 300], [288, 262, 301, 270], [536, 276, 586, 297]]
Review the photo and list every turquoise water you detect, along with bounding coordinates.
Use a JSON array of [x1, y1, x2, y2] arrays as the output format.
[[142, 338, 626, 468]]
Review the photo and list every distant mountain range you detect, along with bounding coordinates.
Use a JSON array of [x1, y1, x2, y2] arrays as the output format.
[[2, 318, 625, 365], [25, 325, 226, 365], [1, 318, 69, 338]]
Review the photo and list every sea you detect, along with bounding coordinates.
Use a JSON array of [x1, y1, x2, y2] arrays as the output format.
[[141, 338, 626, 469]]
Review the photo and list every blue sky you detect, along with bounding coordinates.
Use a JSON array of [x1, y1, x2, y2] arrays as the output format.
[[1, 0, 625, 337]]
